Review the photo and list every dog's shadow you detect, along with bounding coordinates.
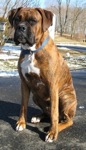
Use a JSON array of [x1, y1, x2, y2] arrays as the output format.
[[0, 100, 49, 141]]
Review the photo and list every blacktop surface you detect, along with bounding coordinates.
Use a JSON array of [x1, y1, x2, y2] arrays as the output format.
[[0, 69, 86, 150]]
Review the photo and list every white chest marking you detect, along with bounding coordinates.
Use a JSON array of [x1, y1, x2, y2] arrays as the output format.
[[21, 53, 40, 79]]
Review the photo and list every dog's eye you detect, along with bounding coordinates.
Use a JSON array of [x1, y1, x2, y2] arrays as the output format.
[[15, 17, 20, 23], [28, 18, 37, 26]]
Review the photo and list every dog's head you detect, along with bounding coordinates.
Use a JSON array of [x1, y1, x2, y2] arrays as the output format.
[[8, 7, 53, 46]]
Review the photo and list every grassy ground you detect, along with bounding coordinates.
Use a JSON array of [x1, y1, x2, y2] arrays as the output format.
[[0, 60, 18, 71], [54, 34, 86, 45], [58, 48, 81, 57], [54, 35, 86, 70], [0, 35, 86, 71], [54, 34, 86, 56]]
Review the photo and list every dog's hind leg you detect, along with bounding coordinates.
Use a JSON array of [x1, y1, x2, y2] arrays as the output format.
[[58, 100, 77, 132], [58, 119, 73, 132]]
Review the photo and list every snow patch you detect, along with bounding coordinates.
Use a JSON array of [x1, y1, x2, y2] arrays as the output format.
[[79, 106, 85, 109], [0, 43, 86, 77], [0, 70, 19, 77], [0, 54, 19, 60]]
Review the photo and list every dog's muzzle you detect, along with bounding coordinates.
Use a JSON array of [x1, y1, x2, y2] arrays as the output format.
[[14, 23, 35, 46]]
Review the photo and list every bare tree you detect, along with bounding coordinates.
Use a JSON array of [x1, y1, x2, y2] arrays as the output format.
[[63, 0, 70, 31], [2, 0, 11, 18], [2, 0, 40, 18], [52, 0, 71, 36], [69, 1, 83, 38], [57, 0, 63, 36], [24, 0, 40, 7], [48, 0, 85, 40]]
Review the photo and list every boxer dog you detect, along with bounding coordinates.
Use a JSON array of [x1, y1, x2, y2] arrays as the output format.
[[8, 7, 77, 142]]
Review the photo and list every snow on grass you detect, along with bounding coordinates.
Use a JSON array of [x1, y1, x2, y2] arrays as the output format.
[[0, 70, 19, 77], [0, 43, 86, 77], [57, 43, 86, 47], [0, 44, 20, 77], [0, 53, 19, 60]]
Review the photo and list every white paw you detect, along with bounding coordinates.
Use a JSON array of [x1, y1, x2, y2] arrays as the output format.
[[31, 117, 41, 123], [45, 135, 53, 143], [16, 124, 25, 131]]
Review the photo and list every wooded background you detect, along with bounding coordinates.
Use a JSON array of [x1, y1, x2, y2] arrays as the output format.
[[0, 0, 86, 43]]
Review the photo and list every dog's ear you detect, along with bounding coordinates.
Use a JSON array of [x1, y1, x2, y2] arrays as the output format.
[[36, 8, 53, 32], [8, 7, 22, 27]]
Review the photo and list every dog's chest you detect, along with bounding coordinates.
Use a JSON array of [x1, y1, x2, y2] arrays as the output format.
[[21, 54, 40, 78]]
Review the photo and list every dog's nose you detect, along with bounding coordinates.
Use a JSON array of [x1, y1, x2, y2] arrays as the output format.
[[17, 24, 26, 31]]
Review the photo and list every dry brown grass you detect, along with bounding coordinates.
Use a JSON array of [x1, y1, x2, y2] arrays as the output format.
[[54, 34, 86, 45], [58, 49, 82, 58]]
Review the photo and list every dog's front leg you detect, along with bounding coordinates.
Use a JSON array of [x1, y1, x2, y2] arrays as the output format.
[[45, 84, 59, 142], [16, 81, 30, 131]]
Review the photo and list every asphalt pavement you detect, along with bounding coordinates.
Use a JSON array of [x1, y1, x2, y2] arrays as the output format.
[[0, 69, 86, 150], [57, 45, 86, 53]]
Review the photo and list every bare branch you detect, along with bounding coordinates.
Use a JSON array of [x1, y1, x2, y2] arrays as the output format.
[[2, 0, 11, 18]]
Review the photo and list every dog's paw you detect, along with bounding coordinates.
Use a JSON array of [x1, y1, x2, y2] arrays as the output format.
[[31, 117, 41, 123], [16, 121, 26, 131], [45, 130, 58, 143]]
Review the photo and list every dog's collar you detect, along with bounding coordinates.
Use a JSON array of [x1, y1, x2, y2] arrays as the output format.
[[21, 35, 50, 56]]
